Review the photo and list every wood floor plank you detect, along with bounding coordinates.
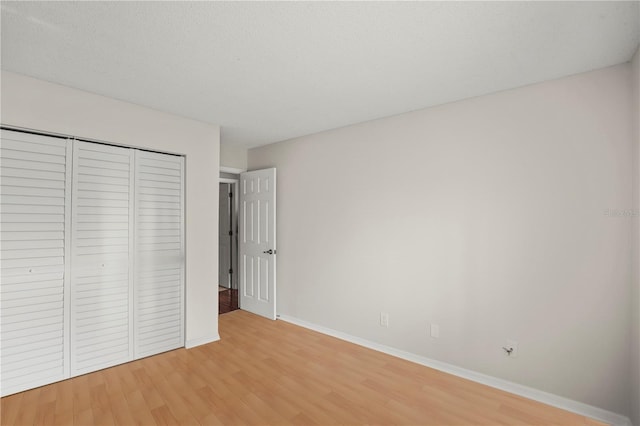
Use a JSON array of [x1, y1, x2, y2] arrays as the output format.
[[123, 389, 156, 426], [101, 368, 124, 397], [1, 392, 23, 425], [108, 394, 137, 426], [73, 407, 94, 426], [12, 387, 39, 425], [150, 404, 180, 426], [52, 379, 74, 426], [71, 374, 92, 415], [1, 310, 609, 426], [33, 400, 56, 426]]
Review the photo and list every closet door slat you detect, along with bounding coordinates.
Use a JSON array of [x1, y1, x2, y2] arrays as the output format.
[[134, 151, 184, 358], [70, 141, 134, 376], [0, 129, 71, 397]]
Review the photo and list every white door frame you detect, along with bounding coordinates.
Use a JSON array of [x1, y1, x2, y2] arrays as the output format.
[[220, 166, 246, 174]]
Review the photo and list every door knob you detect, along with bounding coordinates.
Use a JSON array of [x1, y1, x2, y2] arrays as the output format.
[[263, 249, 274, 255]]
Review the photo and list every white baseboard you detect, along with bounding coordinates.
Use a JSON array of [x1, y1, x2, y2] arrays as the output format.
[[277, 314, 632, 426], [185, 333, 220, 349]]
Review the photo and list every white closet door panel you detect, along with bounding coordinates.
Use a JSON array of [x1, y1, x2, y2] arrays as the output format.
[[0, 129, 71, 397], [134, 151, 184, 358], [71, 141, 134, 376]]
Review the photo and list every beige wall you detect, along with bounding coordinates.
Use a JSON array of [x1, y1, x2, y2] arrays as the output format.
[[631, 44, 640, 426], [220, 143, 248, 170], [1, 71, 221, 347], [249, 64, 634, 415]]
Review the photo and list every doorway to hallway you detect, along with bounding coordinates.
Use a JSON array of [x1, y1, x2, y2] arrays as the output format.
[[219, 179, 239, 314]]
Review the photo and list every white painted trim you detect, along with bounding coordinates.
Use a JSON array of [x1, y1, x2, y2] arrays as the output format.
[[219, 177, 238, 184], [185, 333, 220, 349], [63, 138, 73, 380], [277, 314, 632, 426], [128, 148, 136, 363], [220, 166, 245, 174], [180, 157, 186, 350]]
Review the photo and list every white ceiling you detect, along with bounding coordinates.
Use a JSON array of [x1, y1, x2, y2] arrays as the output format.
[[1, 1, 639, 148]]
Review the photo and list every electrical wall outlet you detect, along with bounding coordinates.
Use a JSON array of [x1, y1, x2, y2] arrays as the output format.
[[504, 339, 519, 357], [380, 312, 389, 327], [430, 323, 440, 338]]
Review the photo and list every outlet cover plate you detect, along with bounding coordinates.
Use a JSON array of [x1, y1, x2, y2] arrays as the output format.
[[430, 323, 440, 338], [380, 312, 389, 327]]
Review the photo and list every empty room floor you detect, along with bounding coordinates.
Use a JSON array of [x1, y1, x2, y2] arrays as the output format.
[[1, 310, 604, 425]]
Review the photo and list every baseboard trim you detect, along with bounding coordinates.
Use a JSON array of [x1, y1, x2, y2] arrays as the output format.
[[185, 333, 220, 349], [277, 314, 632, 426]]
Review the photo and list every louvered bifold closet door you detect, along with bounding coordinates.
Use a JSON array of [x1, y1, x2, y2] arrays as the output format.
[[134, 150, 184, 358], [71, 141, 134, 376], [0, 129, 72, 396]]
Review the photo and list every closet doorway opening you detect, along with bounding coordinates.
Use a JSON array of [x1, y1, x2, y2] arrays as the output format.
[[219, 174, 239, 314]]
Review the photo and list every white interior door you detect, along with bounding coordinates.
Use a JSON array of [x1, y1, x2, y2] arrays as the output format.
[[238, 168, 276, 320], [0, 129, 71, 396], [70, 140, 135, 376], [134, 150, 185, 358]]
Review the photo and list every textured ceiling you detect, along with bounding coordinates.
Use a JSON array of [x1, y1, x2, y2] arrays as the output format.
[[1, 1, 639, 148]]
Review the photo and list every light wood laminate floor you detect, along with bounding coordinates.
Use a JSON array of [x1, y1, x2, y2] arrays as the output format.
[[1, 310, 605, 425]]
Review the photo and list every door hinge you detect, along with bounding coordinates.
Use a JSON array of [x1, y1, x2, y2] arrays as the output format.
[[229, 192, 233, 198], [228, 230, 233, 236], [229, 268, 233, 274]]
